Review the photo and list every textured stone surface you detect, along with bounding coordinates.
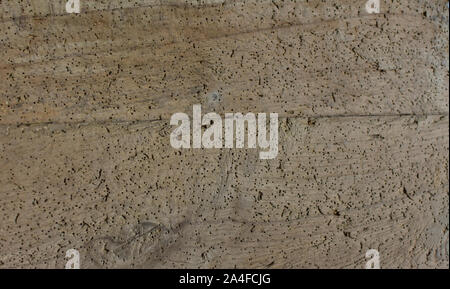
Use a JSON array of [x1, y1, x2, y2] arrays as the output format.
[[0, 0, 448, 268]]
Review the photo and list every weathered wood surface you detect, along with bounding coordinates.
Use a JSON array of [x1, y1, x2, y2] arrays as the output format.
[[0, 0, 448, 268]]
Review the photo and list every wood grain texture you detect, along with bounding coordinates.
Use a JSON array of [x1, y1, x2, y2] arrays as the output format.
[[0, 0, 448, 268]]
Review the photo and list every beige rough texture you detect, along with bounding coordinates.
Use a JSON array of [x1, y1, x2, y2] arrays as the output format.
[[0, 0, 448, 268]]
